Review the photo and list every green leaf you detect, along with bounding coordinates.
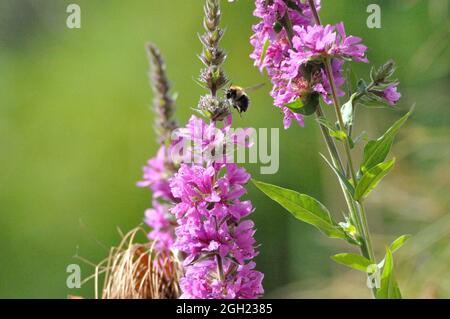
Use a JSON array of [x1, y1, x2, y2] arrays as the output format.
[[286, 94, 319, 116], [355, 159, 395, 201], [357, 79, 367, 95], [320, 153, 355, 196], [341, 93, 357, 128], [371, 59, 396, 83], [361, 107, 414, 173], [252, 179, 347, 240], [285, 98, 304, 112], [316, 118, 347, 141], [259, 38, 270, 65], [390, 234, 411, 253], [358, 92, 391, 109], [330, 130, 348, 141], [331, 253, 372, 272], [376, 247, 402, 299]]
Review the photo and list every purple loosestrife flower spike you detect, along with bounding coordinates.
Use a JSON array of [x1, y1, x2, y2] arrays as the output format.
[[169, 117, 264, 299], [197, 0, 232, 121], [138, 44, 179, 252], [250, 1, 373, 129], [250, 0, 322, 128], [199, 0, 230, 96], [167, 0, 264, 299], [146, 43, 178, 145]]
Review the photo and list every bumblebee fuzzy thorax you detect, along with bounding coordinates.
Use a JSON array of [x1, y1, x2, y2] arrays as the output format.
[[226, 86, 250, 114]]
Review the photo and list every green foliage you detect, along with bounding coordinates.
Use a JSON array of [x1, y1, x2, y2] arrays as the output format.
[[389, 234, 411, 253], [252, 179, 347, 241], [355, 60, 399, 109], [360, 107, 414, 174], [316, 118, 347, 141], [285, 98, 304, 113], [376, 247, 402, 299], [354, 159, 396, 201], [331, 253, 372, 272], [285, 94, 319, 116], [320, 154, 355, 195]]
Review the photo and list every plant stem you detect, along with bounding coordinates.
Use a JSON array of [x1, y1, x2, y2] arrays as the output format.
[[216, 254, 225, 282], [307, 0, 377, 297], [281, 1, 368, 258], [323, 59, 358, 183], [322, 52, 376, 266]]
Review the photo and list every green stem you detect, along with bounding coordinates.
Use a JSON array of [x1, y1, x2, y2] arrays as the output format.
[[307, 0, 377, 297], [323, 56, 376, 265], [323, 58, 358, 184]]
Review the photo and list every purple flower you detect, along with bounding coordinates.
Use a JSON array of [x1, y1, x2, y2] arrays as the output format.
[[170, 163, 257, 263], [179, 259, 264, 299], [169, 115, 263, 299], [316, 59, 346, 104], [250, 0, 370, 129], [171, 115, 254, 164], [250, 1, 321, 73], [138, 144, 179, 253], [137, 146, 175, 201], [288, 23, 368, 78], [382, 84, 401, 105], [144, 200, 175, 251]]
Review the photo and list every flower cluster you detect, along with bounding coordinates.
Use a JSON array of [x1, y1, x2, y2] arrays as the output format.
[[250, 1, 397, 128], [138, 146, 177, 253], [180, 259, 263, 299], [138, 146, 175, 202], [169, 116, 263, 299], [144, 200, 176, 251], [170, 115, 253, 166]]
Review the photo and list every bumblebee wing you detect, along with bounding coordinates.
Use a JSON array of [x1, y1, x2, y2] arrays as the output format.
[[244, 82, 265, 92]]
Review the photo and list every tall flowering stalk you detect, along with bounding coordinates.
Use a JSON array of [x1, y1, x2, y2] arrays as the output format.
[[168, 0, 264, 299], [138, 43, 178, 252], [251, 0, 411, 298]]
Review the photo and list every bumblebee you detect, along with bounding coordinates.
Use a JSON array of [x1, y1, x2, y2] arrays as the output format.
[[226, 83, 264, 114]]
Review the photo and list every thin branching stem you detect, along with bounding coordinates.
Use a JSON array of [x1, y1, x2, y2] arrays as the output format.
[[307, 0, 377, 297]]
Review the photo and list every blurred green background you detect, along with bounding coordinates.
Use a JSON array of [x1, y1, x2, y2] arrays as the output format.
[[0, 0, 449, 298]]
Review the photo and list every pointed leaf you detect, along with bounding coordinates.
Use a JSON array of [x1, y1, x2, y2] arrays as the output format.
[[286, 94, 319, 116], [361, 107, 413, 173], [376, 247, 402, 299], [390, 234, 411, 253], [320, 153, 355, 196], [355, 159, 395, 201], [332, 253, 372, 272], [316, 118, 347, 141], [252, 179, 347, 240]]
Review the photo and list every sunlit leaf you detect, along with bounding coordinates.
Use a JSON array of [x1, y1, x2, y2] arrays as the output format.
[[390, 234, 411, 253], [361, 107, 414, 173], [331, 253, 372, 272], [355, 159, 395, 201], [252, 179, 347, 240], [376, 247, 402, 299]]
